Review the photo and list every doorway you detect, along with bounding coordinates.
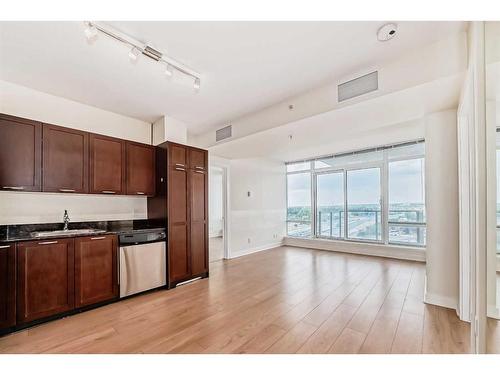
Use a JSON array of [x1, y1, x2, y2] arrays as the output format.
[[209, 166, 226, 262]]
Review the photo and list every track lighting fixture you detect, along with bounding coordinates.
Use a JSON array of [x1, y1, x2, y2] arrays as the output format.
[[83, 23, 98, 43], [193, 78, 201, 91], [164, 63, 173, 77], [83, 21, 201, 91], [128, 47, 141, 63]]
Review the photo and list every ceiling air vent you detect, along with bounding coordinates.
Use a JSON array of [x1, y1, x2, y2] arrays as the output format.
[[216, 125, 232, 142], [338, 71, 378, 102]]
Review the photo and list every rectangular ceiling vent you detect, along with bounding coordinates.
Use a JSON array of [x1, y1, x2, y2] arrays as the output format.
[[338, 71, 378, 102], [216, 125, 232, 142]]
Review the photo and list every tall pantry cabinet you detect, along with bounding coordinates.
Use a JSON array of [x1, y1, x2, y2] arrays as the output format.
[[148, 141, 208, 288]]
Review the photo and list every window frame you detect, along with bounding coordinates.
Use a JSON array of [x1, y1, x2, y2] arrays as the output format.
[[286, 140, 426, 247]]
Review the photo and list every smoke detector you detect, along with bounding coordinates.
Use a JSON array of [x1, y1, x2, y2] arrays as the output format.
[[377, 23, 397, 42]]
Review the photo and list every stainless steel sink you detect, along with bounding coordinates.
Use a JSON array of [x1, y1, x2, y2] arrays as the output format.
[[31, 229, 106, 238]]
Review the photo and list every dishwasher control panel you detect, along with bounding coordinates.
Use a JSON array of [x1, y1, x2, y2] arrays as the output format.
[[118, 230, 166, 246]]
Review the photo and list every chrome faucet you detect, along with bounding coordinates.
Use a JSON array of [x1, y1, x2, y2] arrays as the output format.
[[63, 210, 70, 231]]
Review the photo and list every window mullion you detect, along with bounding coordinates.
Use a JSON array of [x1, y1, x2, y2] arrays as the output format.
[[382, 151, 389, 244]]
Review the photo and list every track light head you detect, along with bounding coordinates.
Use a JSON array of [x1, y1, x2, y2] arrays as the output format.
[[128, 47, 141, 63], [83, 23, 98, 44], [193, 77, 201, 92], [164, 64, 173, 78]]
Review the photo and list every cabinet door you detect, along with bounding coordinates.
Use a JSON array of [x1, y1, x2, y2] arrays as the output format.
[[90, 134, 126, 195], [42, 124, 89, 193], [189, 148, 207, 171], [168, 143, 188, 168], [17, 238, 75, 323], [0, 114, 42, 192], [190, 168, 208, 276], [75, 235, 118, 308], [168, 164, 190, 282], [0, 244, 16, 330], [126, 142, 155, 196]]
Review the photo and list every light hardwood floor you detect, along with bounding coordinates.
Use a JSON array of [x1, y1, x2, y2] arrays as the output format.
[[0, 246, 470, 354]]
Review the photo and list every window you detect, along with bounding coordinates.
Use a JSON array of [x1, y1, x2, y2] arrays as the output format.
[[316, 172, 344, 238], [287, 161, 311, 173], [347, 168, 382, 241], [286, 140, 426, 247], [287, 172, 311, 237], [388, 158, 426, 246]]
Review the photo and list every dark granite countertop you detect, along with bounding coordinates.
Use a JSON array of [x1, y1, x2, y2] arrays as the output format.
[[0, 219, 166, 243]]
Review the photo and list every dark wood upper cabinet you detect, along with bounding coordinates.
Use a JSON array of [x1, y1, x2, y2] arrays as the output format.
[[169, 143, 188, 168], [126, 142, 155, 196], [0, 243, 16, 330], [189, 148, 207, 171], [42, 124, 89, 193], [1, 113, 158, 197], [75, 235, 118, 308], [17, 238, 75, 324], [90, 134, 126, 195], [0, 114, 42, 192]]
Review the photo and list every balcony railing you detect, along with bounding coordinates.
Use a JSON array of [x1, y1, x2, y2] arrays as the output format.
[[287, 209, 426, 245]]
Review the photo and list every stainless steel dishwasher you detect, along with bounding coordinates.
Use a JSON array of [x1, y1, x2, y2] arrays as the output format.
[[119, 229, 167, 298]]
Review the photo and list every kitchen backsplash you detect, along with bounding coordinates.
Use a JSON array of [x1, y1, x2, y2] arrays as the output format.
[[0, 191, 148, 225]]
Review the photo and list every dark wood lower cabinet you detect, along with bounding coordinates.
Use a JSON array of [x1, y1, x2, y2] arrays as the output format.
[[190, 222, 207, 276], [17, 239, 75, 324], [169, 224, 190, 282], [190, 168, 208, 277], [0, 244, 16, 330], [75, 235, 118, 308]]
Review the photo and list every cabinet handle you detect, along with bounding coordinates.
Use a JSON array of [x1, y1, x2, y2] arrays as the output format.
[[174, 163, 185, 167], [0, 245, 11, 249], [102, 190, 116, 194], [194, 166, 205, 170], [2, 186, 24, 190], [194, 170, 205, 174], [136, 192, 145, 195], [59, 188, 76, 193], [91, 236, 106, 240], [38, 241, 58, 245], [175, 167, 186, 171]]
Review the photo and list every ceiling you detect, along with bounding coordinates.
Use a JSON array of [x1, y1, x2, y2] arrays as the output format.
[[0, 21, 466, 134], [209, 73, 463, 161]]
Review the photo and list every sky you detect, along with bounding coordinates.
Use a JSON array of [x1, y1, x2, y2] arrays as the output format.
[[287, 158, 424, 207]]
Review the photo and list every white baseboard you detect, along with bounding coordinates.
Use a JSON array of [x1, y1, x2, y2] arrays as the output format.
[[424, 291, 458, 311], [283, 237, 426, 262], [488, 303, 500, 319], [229, 241, 284, 259]]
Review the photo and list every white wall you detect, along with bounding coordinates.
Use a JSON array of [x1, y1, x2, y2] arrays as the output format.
[[228, 158, 286, 257], [424, 109, 460, 309], [152, 115, 188, 145], [209, 167, 223, 237], [0, 80, 151, 224]]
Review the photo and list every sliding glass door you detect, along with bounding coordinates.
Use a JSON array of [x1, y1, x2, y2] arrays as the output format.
[[346, 167, 382, 241], [315, 171, 344, 238]]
